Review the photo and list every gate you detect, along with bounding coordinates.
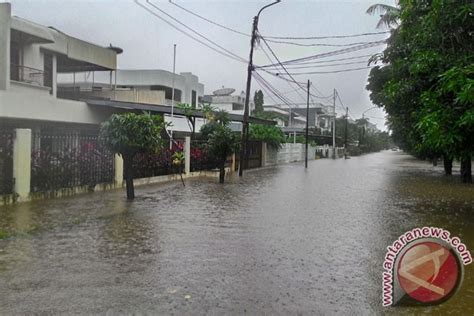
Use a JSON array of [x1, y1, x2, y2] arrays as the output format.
[[245, 141, 262, 169], [0, 128, 14, 194]]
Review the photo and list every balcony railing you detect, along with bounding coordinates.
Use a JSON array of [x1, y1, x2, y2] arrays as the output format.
[[10, 64, 51, 87]]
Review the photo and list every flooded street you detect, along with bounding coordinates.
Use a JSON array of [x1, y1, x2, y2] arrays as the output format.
[[0, 151, 473, 315]]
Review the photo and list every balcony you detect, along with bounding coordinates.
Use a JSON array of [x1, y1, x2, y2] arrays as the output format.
[[10, 64, 51, 88]]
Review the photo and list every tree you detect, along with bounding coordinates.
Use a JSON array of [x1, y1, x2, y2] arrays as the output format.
[[253, 90, 264, 114], [199, 109, 238, 183], [249, 123, 285, 149], [207, 124, 239, 183], [366, 1, 473, 182], [100, 113, 168, 199], [366, 3, 400, 29]]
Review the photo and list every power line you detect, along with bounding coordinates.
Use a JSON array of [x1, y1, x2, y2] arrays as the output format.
[[265, 31, 391, 40], [270, 60, 369, 70], [258, 33, 311, 103], [169, 0, 251, 38], [145, 0, 247, 62], [263, 39, 384, 47], [253, 72, 300, 111], [274, 66, 375, 76], [168, 2, 390, 40], [259, 41, 386, 68], [257, 38, 308, 103], [135, 1, 246, 64], [286, 54, 374, 65], [334, 90, 349, 117]]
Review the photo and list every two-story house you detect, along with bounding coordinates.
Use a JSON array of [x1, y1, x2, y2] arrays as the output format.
[[0, 3, 123, 133]]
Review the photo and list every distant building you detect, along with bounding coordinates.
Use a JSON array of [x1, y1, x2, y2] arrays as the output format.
[[202, 87, 254, 115], [262, 103, 332, 132], [58, 69, 204, 108], [262, 105, 306, 128]]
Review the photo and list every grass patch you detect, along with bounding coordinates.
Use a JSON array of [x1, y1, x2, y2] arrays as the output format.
[[0, 229, 11, 240]]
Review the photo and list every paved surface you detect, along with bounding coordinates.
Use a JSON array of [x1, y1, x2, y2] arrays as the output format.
[[0, 151, 473, 314]]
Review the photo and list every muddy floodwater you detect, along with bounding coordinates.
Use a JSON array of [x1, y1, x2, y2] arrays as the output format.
[[0, 151, 473, 315]]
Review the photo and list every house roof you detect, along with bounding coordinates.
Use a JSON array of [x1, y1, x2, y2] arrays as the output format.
[[84, 99, 276, 125]]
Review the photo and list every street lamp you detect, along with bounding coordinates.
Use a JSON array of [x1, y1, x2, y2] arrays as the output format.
[[239, 0, 281, 177]]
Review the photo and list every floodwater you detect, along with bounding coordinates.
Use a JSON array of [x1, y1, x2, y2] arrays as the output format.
[[0, 151, 473, 315]]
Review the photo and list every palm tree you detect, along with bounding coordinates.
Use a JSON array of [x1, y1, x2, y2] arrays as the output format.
[[366, 3, 400, 29]]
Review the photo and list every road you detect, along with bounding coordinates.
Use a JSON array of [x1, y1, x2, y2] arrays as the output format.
[[0, 151, 473, 314]]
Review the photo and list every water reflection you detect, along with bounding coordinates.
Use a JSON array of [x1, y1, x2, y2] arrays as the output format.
[[0, 151, 472, 314]]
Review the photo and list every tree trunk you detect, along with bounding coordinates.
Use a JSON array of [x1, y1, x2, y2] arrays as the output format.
[[460, 156, 472, 184], [443, 154, 453, 176], [432, 156, 438, 166], [219, 161, 225, 184], [123, 154, 135, 200]]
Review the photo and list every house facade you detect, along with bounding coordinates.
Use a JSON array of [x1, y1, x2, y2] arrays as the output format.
[[0, 3, 121, 128], [58, 69, 204, 108], [202, 87, 254, 115]]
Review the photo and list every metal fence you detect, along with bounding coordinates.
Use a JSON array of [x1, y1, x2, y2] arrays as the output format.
[[0, 128, 14, 195], [190, 140, 220, 172], [131, 141, 184, 179], [245, 141, 263, 169], [10, 64, 50, 87], [30, 132, 114, 192]]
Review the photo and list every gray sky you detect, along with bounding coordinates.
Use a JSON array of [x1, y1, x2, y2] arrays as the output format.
[[8, 0, 395, 129]]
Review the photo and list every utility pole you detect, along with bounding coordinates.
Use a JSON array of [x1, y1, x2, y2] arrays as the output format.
[[239, 0, 281, 177], [170, 44, 177, 149], [344, 106, 348, 159], [332, 88, 336, 159], [305, 80, 310, 168]]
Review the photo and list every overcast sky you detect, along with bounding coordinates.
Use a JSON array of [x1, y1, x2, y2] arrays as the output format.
[[8, 0, 395, 129]]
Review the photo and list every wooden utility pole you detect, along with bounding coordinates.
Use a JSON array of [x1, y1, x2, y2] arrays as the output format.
[[344, 106, 348, 159], [305, 80, 310, 168], [239, 0, 281, 177], [332, 89, 336, 159]]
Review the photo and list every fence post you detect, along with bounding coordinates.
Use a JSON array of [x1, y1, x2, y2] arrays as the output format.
[[184, 136, 191, 175], [13, 128, 31, 200], [261, 142, 267, 167], [231, 153, 236, 172], [114, 154, 124, 187]]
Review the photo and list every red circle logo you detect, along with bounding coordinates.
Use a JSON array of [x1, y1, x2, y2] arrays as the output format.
[[397, 241, 461, 304]]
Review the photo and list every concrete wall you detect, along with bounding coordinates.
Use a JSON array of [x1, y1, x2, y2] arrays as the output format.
[[80, 89, 166, 106], [265, 143, 317, 166], [59, 70, 205, 106], [113, 70, 203, 105], [0, 82, 116, 124]]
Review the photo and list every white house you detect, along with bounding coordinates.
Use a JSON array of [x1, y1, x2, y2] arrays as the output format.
[[58, 69, 204, 108], [202, 87, 254, 115], [0, 3, 122, 129]]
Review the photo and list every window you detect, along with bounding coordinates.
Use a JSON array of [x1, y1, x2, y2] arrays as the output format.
[[44, 53, 53, 89], [192, 90, 197, 109], [10, 41, 21, 81], [150, 85, 182, 102]]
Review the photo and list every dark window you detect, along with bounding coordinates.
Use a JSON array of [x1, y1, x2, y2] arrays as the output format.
[[44, 53, 53, 89], [232, 103, 244, 111], [150, 85, 182, 102], [192, 90, 197, 108], [10, 41, 21, 81]]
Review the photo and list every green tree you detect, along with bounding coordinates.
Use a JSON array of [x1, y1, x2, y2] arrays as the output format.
[[366, 0, 473, 182], [249, 123, 285, 149], [100, 113, 168, 199], [366, 3, 400, 29], [253, 90, 264, 114], [207, 124, 239, 183], [199, 109, 237, 183]]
